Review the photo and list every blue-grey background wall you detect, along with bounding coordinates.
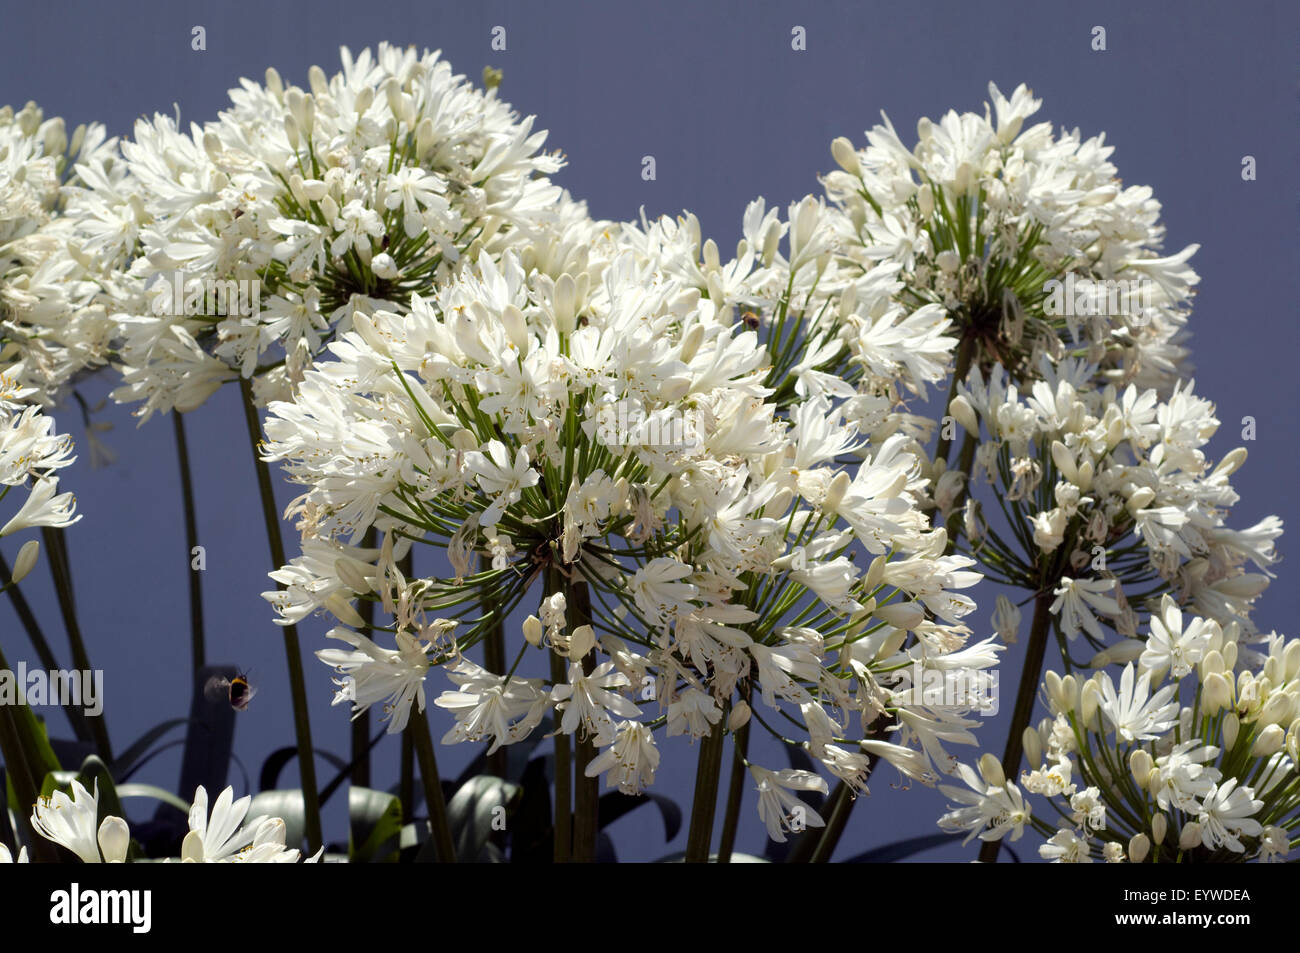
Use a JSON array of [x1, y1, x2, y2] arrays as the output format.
[[1, 0, 1295, 860]]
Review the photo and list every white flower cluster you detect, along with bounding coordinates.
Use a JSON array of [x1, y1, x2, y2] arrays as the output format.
[[0, 102, 116, 400], [9, 778, 319, 863], [43, 44, 565, 421], [820, 82, 1200, 395], [946, 357, 1279, 650], [942, 599, 1298, 862], [0, 369, 80, 541], [260, 176, 1004, 838]]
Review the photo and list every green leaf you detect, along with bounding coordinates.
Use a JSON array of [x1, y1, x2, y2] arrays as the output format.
[[76, 755, 126, 824], [348, 787, 402, 863], [115, 783, 190, 813], [259, 745, 348, 792], [444, 774, 519, 863], [15, 708, 61, 779], [109, 718, 190, 779], [247, 790, 306, 848]]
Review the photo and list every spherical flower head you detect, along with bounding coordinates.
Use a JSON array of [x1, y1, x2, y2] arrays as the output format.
[[820, 82, 1199, 395], [54, 44, 567, 420]]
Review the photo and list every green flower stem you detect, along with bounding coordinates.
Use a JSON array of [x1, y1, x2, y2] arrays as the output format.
[[934, 333, 976, 466], [40, 527, 111, 761], [549, 645, 573, 862], [715, 699, 751, 863], [808, 782, 853, 862], [399, 731, 414, 821], [238, 378, 322, 854], [172, 412, 205, 673], [978, 588, 1055, 863], [0, 550, 92, 745], [482, 553, 508, 781], [408, 703, 456, 862], [683, 711, 728, 863], [350, 527, 376, 787], [567, 578, 599, 863]]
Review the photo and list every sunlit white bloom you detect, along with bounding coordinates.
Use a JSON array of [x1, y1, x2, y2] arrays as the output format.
[[1097, 664, 1180, 743], [748, 765, 827, 843]]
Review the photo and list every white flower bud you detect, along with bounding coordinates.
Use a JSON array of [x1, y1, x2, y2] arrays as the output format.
[[977, 753, 1005, 788], [1023, 726, 1043, 768], [1126, 486, 1156, 514], [11, 539, 39, 583], [324, 592, 367, 628], [264, 67, 284, 98], [767, 487, 794, 517], [863, 554, 888, 593], [1178, 821, 1203, 851], [917, 183, 934, 218], [1128, 833, 1150, 864], [1221, 641, 1238, 672], [1202, 672, 1232, 713], [873, 601, 924, 631], [1050, 441, 1078, 484], [679, 322, 704, 363], [824, 471, 851, 512], [1151, 813, 1167, 845], [830, 137, 861, 176], [1129, 749, 1154, 788], [1080, 678, 1101, 726], [354, 85, 375, 116], [568, 624, 597, 660], [728, 701, 752, 732], [948, 395, 979, 437], [500, 304, 529, 351], [552, 273, 578, 334], [371, 253, 399, 280], [1211, 447, 1247, 479], [97, 816, 130, 863], [523, 614, 543, 647], [1252, 723, 1285, 758], [1260, 692, 1291, 726]]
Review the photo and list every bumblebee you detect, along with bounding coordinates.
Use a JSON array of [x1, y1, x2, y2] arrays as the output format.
[[204, 672, 256, 712]]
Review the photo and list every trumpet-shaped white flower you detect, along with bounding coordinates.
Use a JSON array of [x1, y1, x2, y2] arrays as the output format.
[[317, 627, 432, 733], [748, 765, 827, 843], [30, 780, 127, 863]]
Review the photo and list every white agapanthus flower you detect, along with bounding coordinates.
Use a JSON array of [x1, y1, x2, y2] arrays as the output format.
[[946, 608, 1299, 862], [43, 44, 567, 420], [260, 199, 995, 833], [0, 388, 80, 542], [821, 82, 1199, 395], [0, 102, 117, 400], [30, 779, 127, 863]]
